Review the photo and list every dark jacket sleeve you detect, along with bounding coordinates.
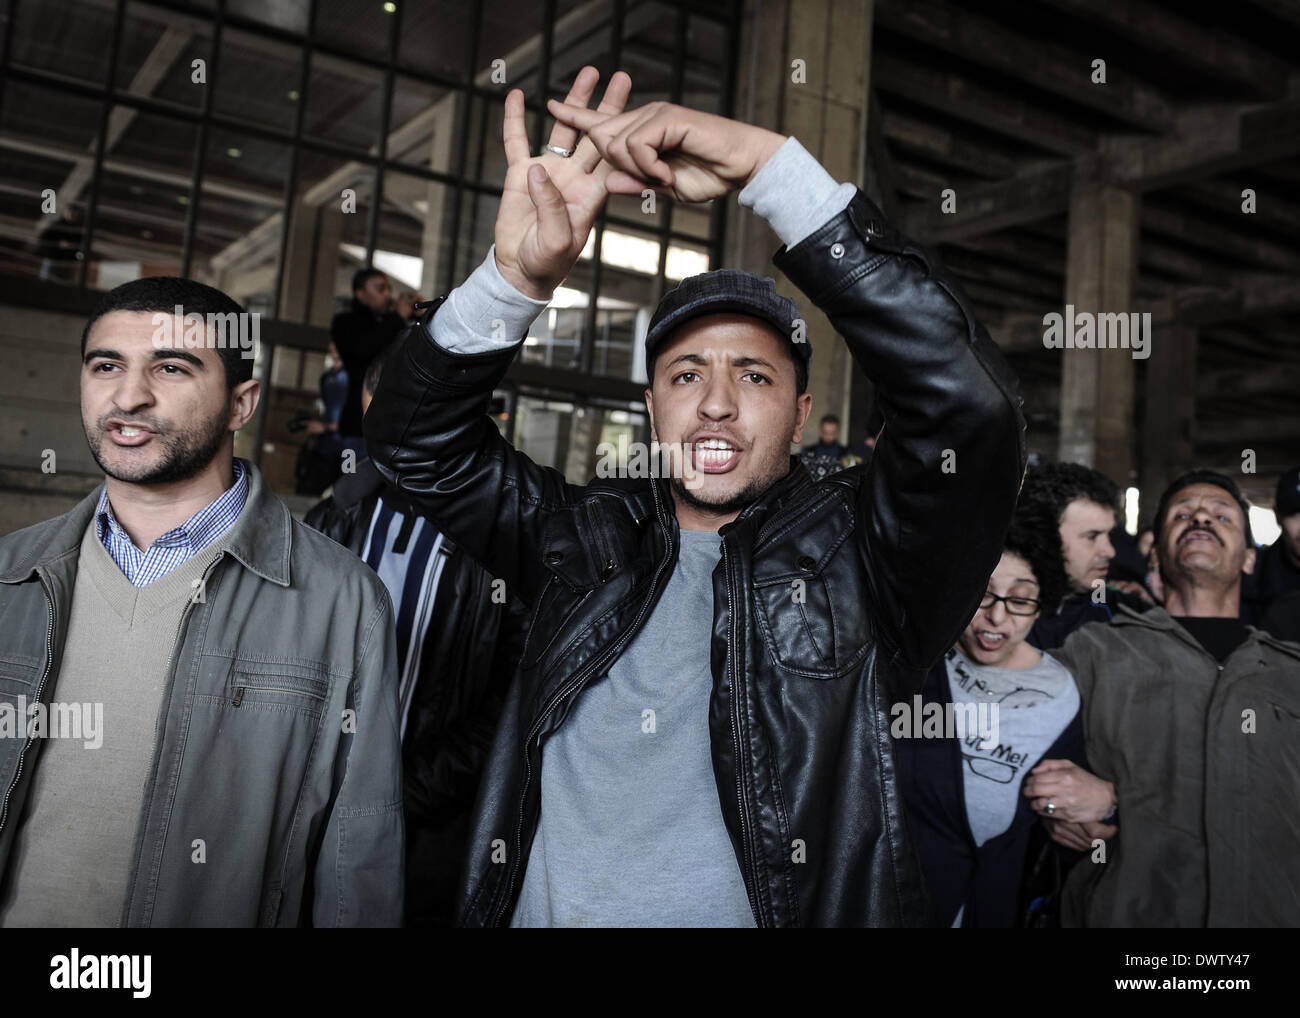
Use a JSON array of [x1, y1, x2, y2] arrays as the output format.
[[363, 305, 582, 607], [773, 191, 1026, 674]]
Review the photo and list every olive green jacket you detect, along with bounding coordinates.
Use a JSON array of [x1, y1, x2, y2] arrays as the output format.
[[1055, 604, 1300, 927]]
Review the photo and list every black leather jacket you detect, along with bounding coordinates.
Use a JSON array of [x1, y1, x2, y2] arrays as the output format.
[[365, 190, 1027, 926], [303, 459, 528, 925]]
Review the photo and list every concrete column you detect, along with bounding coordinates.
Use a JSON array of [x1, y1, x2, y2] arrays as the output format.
[[279, 197, 343, 326], [725, 0, 874, 446], [1139, 324, 1197, 527], [1058, 166, 1140, 484]]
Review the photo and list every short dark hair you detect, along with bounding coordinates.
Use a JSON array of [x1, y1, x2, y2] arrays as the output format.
[[362, 346, 388, 400], [80, 276, 253, 388], [1019, 461, 1122, 529], [1003, 510, 1071, 616], [1153, 469, 1254, 547], [819, 414, 839, 426], [352, 268, 386, 294]]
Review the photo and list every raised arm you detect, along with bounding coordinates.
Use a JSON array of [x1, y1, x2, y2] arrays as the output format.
[[548, 98, 1027, 674], [365, 68, 630, 604]]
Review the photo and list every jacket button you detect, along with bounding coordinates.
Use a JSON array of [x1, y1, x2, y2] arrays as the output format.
[[797, 555, 816, 572], [830, 242, 845, 259], [545, 551, 563, 565]]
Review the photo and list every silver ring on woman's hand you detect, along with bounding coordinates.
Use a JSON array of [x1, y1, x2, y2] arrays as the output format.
[[1045, 801, 1056, 815], [542, 143, 575, 158]]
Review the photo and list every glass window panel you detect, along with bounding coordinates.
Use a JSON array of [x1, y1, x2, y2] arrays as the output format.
[[0, 84, 102, 283], [619, 1, 679, 100], [281, 150, 374, 325], [87, 109, 197, 288], [315, 0, 394, 62], [389, 75, 457, 172], [191, 131, 291, 316], [398, 1, 474, 82], [214, 28, 304, 134], [227, 0, 308, 36], [684, 14, 728, 113], [548, 0, 615, 96], [376, 171, 452, 300], [670, 200, 713, 242], [10, 0, 116, 86], [474, 0, 544, 88], [305, 55, 385, 153], [116, 2, 215, 113]]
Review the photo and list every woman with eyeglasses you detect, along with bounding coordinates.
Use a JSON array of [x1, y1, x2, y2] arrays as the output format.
[[896, 511, 1105, 927]]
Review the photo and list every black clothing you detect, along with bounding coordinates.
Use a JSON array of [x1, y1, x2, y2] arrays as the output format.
[[803, 440, 848, 459], [1241, 539, 1300, 625], [1029, 587, 1152, 652], [1261, 592, 1300, 644], [366, 188, 1027, 926], [897, 656, 1088, 927], [304, 459, 528, 926], [330, 299, 407, 438], [1172, 616, 1250, 663]]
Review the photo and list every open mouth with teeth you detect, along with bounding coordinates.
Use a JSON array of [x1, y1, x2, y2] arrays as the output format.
[[106, 422, 156, 447], [973, 630, 1008, 653], [691, 437, 742, 473]]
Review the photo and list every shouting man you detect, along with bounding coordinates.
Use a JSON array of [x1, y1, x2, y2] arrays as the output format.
[[366, 68, 1026, 926], [0, 277, 402, 927]]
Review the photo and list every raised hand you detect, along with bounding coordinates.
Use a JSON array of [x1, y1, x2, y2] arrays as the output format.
[[494, 66, 632, 301], [544, 99, 786, 205]]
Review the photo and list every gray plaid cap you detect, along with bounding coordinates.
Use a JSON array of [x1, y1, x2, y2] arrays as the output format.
[[643, 269, 809, 371]]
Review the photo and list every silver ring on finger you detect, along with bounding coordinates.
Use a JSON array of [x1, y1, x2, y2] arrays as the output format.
[[542, 143, 575, 158], [1045, 801, 1056, 815]]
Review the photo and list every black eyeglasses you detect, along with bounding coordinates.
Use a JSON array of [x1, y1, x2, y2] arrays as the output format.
[[979, 592, 1041, 616]]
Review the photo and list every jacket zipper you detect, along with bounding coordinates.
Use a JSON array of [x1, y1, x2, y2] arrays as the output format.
[[722, 541, 765, 926], [488, 484, 675, 926], [0, 573, 57, 839], [231, 684, 324, 706], [118, 554, 224, 927]]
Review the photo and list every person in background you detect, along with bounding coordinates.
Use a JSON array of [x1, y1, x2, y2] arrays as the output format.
[[1135, 527, 1155, 559], [1020, 462, 1150, 650], [897, 510, 1092, 927], [1241, 464, 1300, 625], [330, 268, 420, 449], [304, 349, 527, 927], [804, 413, 848, 459], [799, 413, 863, 480], [1051, 470, 1300, 927]]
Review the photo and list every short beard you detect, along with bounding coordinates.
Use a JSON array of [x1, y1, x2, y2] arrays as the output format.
[[86, 408, 230, 486], [670, 469, 780, 520]]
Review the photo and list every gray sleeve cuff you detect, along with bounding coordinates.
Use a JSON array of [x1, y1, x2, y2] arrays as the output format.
[[738, 136, 857, 249], [428, 245, 551, 353]]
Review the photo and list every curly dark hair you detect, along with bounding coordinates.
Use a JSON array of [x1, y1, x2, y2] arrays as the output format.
[[1018, 461, 1122, 528], [1002, 510, 1071, 617]]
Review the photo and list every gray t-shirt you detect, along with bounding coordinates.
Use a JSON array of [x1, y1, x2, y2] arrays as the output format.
[[509, 528, 756, 927], [945, 647, 1080, 848]]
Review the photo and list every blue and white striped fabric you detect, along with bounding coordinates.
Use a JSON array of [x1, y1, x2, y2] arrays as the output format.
[[95, 459, 249, 588], [359, 497, 447, 738]]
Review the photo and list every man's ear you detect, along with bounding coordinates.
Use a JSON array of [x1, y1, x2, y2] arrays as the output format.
[[229, 378, 261, 432], [791, 392, 813, 444], [1243, 545, 1257, 576], [644, 388, 657, 441]]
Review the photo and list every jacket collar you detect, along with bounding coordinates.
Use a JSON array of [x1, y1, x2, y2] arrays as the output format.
[[718, 456, 816, 537], [0, 458, 293, 588], [1111, 601, 1300, 662]]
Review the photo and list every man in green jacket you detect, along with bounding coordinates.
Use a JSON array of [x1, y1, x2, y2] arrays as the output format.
[[0, 277, 403, 926], [1042, 470, 1300, 927]]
